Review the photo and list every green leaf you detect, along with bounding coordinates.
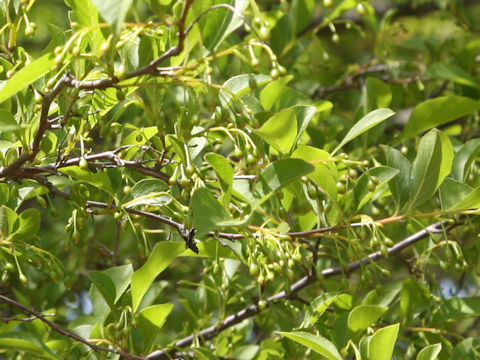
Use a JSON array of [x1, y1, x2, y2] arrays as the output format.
[[439, 179, 473, 210], [437, 132, 454, 189], [195, 0, 247, 52], [302, 293, 343, 328], [383, 146, 411, 210], [191, 187, 232, 237], [220, 74, 270, 107], [0, 109, 20, 134], [368, 323, 400, 360], [408, 129, 443, 211], [123, 179, 171, 208], [403, 96, 480, 138], [139, 303, 174, 329], [254, 159, 314, 207], [277, 331, 342, 360], [416, 343, 442, 360], [365, 78, 392, 110], [65, 0, 104, 49], [291, 145, 338, 198], [0, 52, 56, 104], [449, 186, 480, 211], [0, 332, 59, 359], [131, 241, 185, 312], [333, 108, 395, 154], [452, 139, 480, 181], [206, 153, 234, 207], [353, 166, 399, 210], [0, 205, 19, 238], [348, 305, 388, 332], [103, 264, 134, 304], [253, 108, 297, 153], [293, 105, 318, 149], [13, 208, 41, 240], [59, 166, 114, 196], [437, 297, 480, 320], [426, 63, 480, 89], [89, 270, 116, 312], [260, 75, 294, 110], [91, 0, 133, 36]]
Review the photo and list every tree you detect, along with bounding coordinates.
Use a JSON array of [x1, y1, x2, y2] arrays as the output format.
[[0, 0, 479, 358]]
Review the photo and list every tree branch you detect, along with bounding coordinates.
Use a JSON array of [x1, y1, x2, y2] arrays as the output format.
[[0, 294, 144, 360], [145, 220, 458, 360]]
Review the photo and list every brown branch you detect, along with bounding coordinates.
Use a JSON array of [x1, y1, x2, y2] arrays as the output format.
[[145, 220, 457, 360], [0, 294, 144, 360], [86, 200, 198, 253], [0, 313, 55, 323]]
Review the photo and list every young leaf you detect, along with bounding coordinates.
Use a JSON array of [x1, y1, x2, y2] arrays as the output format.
[[0, 53, 56, 104], [88, 270, 116, 312], [291, 145, 338, 198], [253, 108, 297, 153], [205, 153, 234, 207], [452, 138, 480, 181], [333, 108, 395, 154], [439, 179, 473, 210], [365, 78, 392, 110], [139, 303, 174, 329], [0, 332, 59, 360], [219, 74, 270, 107], [436, 297, 480, 320], [426, 63, 480, 89], [437, 131, 453, 189], [254, 158, 314, 206], [368, 323, 400, 360], [416, 343, 442, 360], [449, 186, 480, 211], [191, 187, 232, 237], [59, 166, 114, 196], [65, 0, 104, 49], [103, 264, 134, 304], [382, 146, 411, 210], [131, 241, 185, 312], [408, 129, 442, 211], [277, 331, 342, 360], [347, 305, 388, 332], [91, 0, 133, 36], [260, 75, 294, 110], [403, 96, 480, 138], [353, 166, 399, 210]]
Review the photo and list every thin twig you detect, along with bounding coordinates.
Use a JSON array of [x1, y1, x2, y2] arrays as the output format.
[[0, 294, 144, 360], [145, 220, 458, 360]]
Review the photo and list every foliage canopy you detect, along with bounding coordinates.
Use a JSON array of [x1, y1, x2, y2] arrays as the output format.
[[0, 0, 480, 359]]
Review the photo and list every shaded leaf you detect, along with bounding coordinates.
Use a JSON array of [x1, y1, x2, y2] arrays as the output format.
[[0, 53, 56, 104], [291, 145, 338, 198], [333, 108, 395, 154], [348, 305, 388, 332], [191, 187, 232, 237], [403, 96, 480, 138], [426, 63, 480, 89], [253, 108, 297, 153], [91, 0, 133, 35], [260, 76, 293, 110], [368, 324, 399, 360], [383, 146, 411, 210], [131, 241, 185, 312], [277, 331, 342, 360], [206, 153, 234, 207], [139, 303, 174, 329], [452, 138, 480, 181], [254, 159, 314, 206], [417, 343, 442, 360], [408, 130, 442, 211]]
